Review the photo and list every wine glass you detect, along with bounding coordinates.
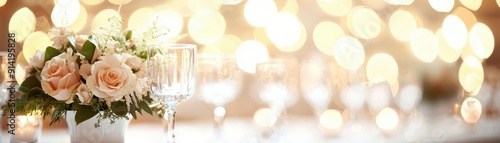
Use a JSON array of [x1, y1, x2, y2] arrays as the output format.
[[197, 53, 242, 142], [147, 44, 197, 143], [299, 60, 334, 118]]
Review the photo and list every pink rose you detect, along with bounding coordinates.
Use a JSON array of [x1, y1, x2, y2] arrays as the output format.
[[75, 35, 87, 51], [85, 54, 137, 101], [121, 53, 146, 78], [40, 49, 81, 104], [76, 84, 92, 104]]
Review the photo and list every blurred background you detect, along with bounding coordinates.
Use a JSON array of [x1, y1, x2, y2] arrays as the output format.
[[1, 0, 500, 142]]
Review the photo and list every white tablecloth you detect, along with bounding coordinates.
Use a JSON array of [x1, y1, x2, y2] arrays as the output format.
[[2, 117, 500, 143]]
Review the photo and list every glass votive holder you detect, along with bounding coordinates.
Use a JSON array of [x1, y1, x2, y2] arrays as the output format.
[[9, 115, 43, 143]]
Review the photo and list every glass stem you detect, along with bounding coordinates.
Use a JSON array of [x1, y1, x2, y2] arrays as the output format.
[[165, 106, 177, 143], [214, 106, 226, 139]]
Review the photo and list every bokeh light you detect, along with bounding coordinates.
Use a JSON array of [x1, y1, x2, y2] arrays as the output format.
[[235, 40, 269, 74], [389, 10, 417, 42], [68, 6, 87, 32], [253, 108, 277, 128], [461, 43, 483, 62], [334, 36, 365, 71], [201, 34, 242, 54], [319, 109, 343, 130], [459, 57, 484, 94], [266, 13, 302, 48], [340, 83, 367, 111], [0, 0, 6, 7], [362, 0, 387, 10], [15, 64, 26, 84], [366, 53, 399, 85], [459, 0, 482, 11], [82, 0, 104, 5], [219, 0, 243, 5], [92, 9, 120, 31], [397, 84, 422, 113], [376, 107, 399, 131], [23, 32, 52, 63], [347, 6, 382, 40], [188, 10, 226, 45], [275, 22, 306, 52], [253, 28, 273, 46], [429, 0, 454, 12], [9, 7, 36, 42], [367, 82, 392, 112], [128, 8, 155, 31], [244, 0, 278, 27], [313, 21, 345, 56], [442, 15, 468, 49], [282, 0, 299, 15], [385, 0, 414, 5], [452, 7, 477, 30], [461, 97, 482, 124], [188, 0, 220, 13], [108, 0, 132, 5], [436, 29, 461, 63], [317, 0, 352, 17], [16, 50, 29, 68], [391, 81, 399, 97], [469, 23, 495, 59], [154, 10, 184, 39], [51, 0, 80, 27], [410, 28, 439, 63]]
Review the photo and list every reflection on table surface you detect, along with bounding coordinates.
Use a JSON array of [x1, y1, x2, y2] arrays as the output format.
[[1, 116, 500, 143]]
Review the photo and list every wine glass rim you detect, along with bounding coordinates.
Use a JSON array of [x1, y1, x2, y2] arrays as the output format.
[[148, 43, 197, 49]]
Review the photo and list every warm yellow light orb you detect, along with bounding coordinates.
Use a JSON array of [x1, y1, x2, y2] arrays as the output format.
[[108, 0, 132, 5], [452, 7, 477, 30], [15, 64, 26, 84], [9, 7, 36, 42], [410, 28, 439, 63], [188, 0, 220, 13], [68, 6, 87, 32], [202, 35, 242, 54], [317, 0, 352, 17], [23, 32, 52, 63], [362, 0, 387, 10], [82, 0, 104, 5], [0, 0, 6, 7], [389, 10, 417, 42], [319, 109, 343, 130], [282, 0, 299, 15], [459, 57, 484, 94], [429, 0, 454, 12], [366, 53, 399, 85], [92, 9, 120, 31], [275, 23, 306, 52], [385, 0, 414, 5], [128, 8, 155, 31], [436, 29, 461, 63], [253, 108, 277, 128], [235, 40, 269, 74], [16, 51, 29, 68], [347, 6, 382, 39], [334, 36, 365, 71], [313, 21, 345, 56], [442, 15, 468, 49], [244, 0, 278, 27], [459, 0, 482, 11], [469, 23, 494, 59], [253, 28, 273, 46], [188, 10, 226, 45], [461, 97, 482, 124], [51, 0, 80, 27], [220, 0, 243, 5], [376, 107, 399, 131], [266, 13, 302, 49], [154, 10, 184, 39], [461, 44, 483, 62]]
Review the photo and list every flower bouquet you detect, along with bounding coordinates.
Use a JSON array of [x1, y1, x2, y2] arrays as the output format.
[[3, 14, 171, 142]]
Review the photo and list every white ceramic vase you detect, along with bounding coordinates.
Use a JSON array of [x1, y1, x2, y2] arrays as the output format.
[[66, 111, 131, 143]]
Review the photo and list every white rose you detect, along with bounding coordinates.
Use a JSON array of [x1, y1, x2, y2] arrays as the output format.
[[86, 54, 137, 101], [76, 84, 93, 104], [29, 50, 45, 69]]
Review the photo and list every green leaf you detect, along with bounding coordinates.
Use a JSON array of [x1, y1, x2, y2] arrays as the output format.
[[26, 87, 44, 98], [125, 30, 132, 40], [75, 105, 99, 125], [19, 75, 42, 93], [139, 101, 153, 115], [80, 39, 96, 63], [44, 46, 61, 62], [129, 104, 138, 119], [111, 101, 128, 116]]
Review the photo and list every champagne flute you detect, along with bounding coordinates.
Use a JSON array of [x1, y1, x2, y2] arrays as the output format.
[[197, 54, 242, 142], [147, 44, 197, 143]]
